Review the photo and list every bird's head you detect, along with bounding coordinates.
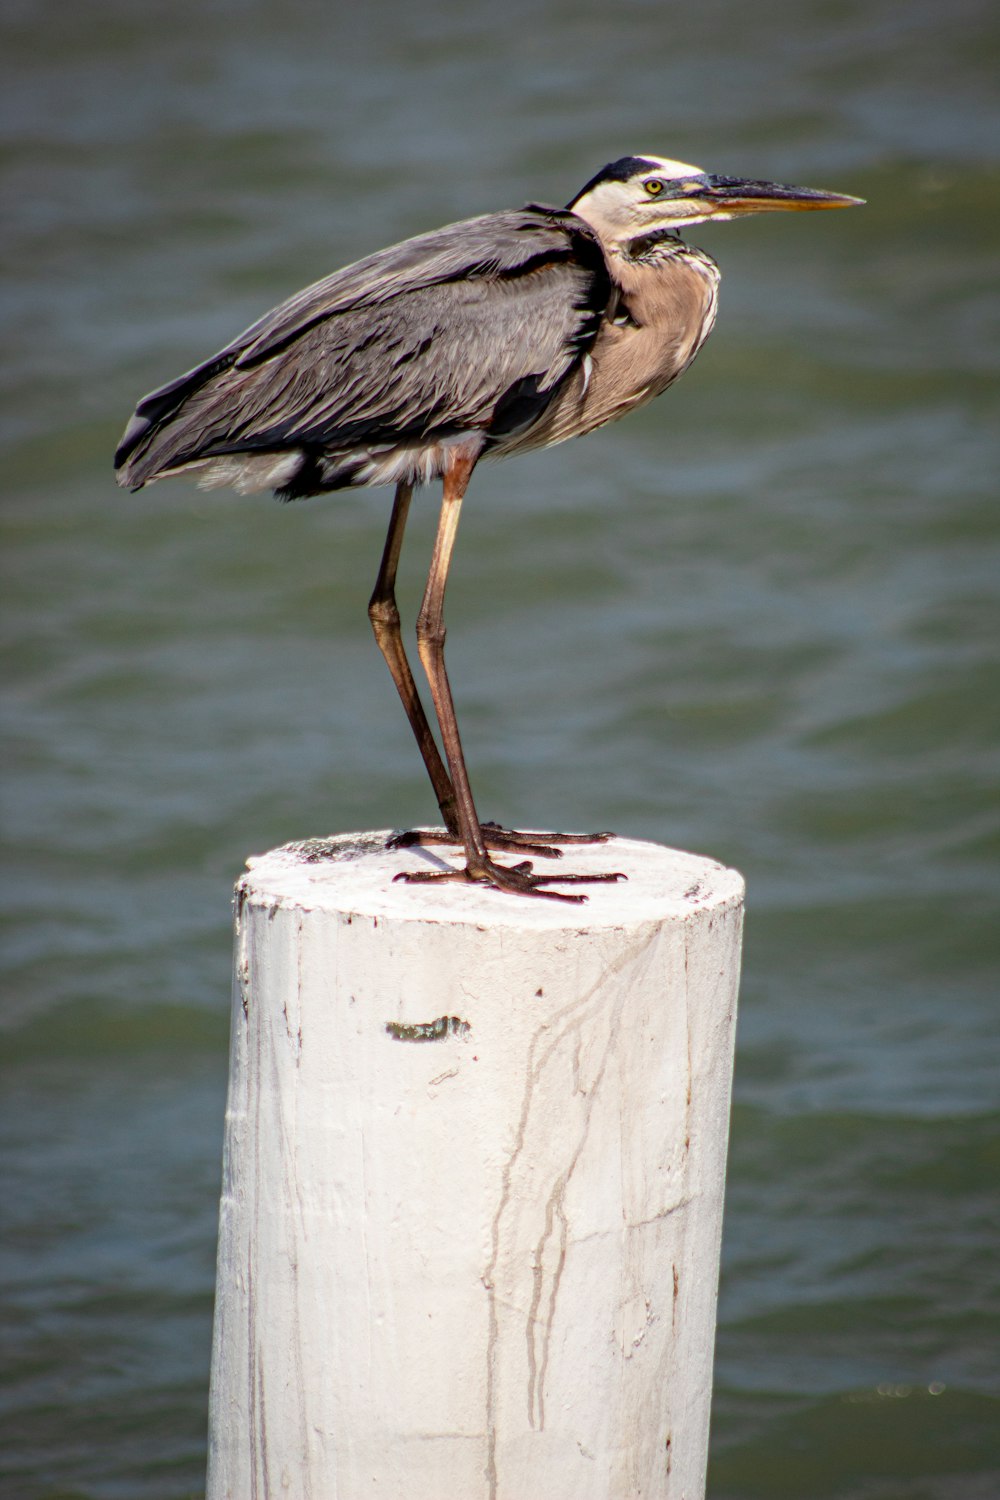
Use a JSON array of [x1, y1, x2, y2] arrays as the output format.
[[567, 154, 862, 252]]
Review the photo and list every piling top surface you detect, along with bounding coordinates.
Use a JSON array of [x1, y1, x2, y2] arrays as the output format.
[[241, 832, 743, 931]]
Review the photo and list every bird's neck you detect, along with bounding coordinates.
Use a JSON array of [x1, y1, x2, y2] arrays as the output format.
[[603, 232, 718, 301], [601, 235, 721, 340], [621, 227, 685, 260]]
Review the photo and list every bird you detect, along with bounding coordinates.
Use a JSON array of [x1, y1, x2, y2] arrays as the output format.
[[115, 154, 861, 902]]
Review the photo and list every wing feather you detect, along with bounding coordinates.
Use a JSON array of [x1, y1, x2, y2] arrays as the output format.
[[115, 207, 610, 490]]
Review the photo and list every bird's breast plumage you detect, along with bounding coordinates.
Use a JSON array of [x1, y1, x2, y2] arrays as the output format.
[[492, 239, 719, 457]]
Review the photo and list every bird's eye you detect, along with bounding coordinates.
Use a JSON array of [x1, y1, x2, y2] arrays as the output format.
[[643, 179, 663, 195]]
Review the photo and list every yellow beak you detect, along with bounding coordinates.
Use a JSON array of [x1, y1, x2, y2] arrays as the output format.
[[694, 175, 864, 217]]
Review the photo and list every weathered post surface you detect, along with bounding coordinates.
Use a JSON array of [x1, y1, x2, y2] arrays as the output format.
[[207, 831, 744, 1500]]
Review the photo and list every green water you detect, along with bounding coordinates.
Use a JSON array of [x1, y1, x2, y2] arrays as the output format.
[[2, 0, 998, 1495]]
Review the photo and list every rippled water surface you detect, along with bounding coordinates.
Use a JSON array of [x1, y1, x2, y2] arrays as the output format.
[[2, 1, 999, 1495]]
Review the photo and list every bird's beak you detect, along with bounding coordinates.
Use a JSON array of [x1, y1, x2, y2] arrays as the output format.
[[692, 175, 864, 218]]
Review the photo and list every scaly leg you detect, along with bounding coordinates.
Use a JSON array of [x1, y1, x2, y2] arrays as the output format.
[[369, 482, 612, 864], [396, 449, 624, 902], [368, 482, 458, 833]]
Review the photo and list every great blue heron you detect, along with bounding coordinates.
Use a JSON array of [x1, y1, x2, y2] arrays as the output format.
[[116, 154, 861, 901]]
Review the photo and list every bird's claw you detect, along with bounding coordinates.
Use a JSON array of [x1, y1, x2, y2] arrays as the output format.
[[394, 853, 626, 904], [388, 821, 614, 860]]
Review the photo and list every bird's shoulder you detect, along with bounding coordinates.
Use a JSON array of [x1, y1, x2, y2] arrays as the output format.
[[232, 205, 610, 370], [114, 206, 612, 479]]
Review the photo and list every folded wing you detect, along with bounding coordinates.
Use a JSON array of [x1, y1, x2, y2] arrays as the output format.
[[115, 208, 611, 494]]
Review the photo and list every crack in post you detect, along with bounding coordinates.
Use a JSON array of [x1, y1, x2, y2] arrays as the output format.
[[483, 926, 661, 1497]]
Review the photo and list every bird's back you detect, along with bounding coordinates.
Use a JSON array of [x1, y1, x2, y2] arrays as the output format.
[[114, 207, 613, 499]]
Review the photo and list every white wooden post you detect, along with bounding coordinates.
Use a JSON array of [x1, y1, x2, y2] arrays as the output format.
[[207, 831, 744, 1500]]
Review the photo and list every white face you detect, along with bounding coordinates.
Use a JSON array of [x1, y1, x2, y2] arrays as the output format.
[[569, 154, 719, 245], [636, 155, 705, 179], [569, 155, 862, 245]]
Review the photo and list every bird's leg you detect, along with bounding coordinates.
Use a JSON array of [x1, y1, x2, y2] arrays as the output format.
[[370, 484, 611, 864], [368, 482, 460, 834], [396, 450, 623, 902]]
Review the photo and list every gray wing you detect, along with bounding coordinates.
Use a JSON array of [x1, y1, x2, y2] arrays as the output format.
[[115, 207, 611, 491]]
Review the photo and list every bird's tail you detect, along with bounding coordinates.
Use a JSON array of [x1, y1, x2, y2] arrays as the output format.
[[114, 351, 239, 489]]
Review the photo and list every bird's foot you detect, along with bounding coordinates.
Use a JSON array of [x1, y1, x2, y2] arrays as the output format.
[[388, 821, 613, 861], [394, 853, 626, 904]]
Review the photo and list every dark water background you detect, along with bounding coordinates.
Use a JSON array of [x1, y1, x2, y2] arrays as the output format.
[[2, 0, 998, 1495]]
